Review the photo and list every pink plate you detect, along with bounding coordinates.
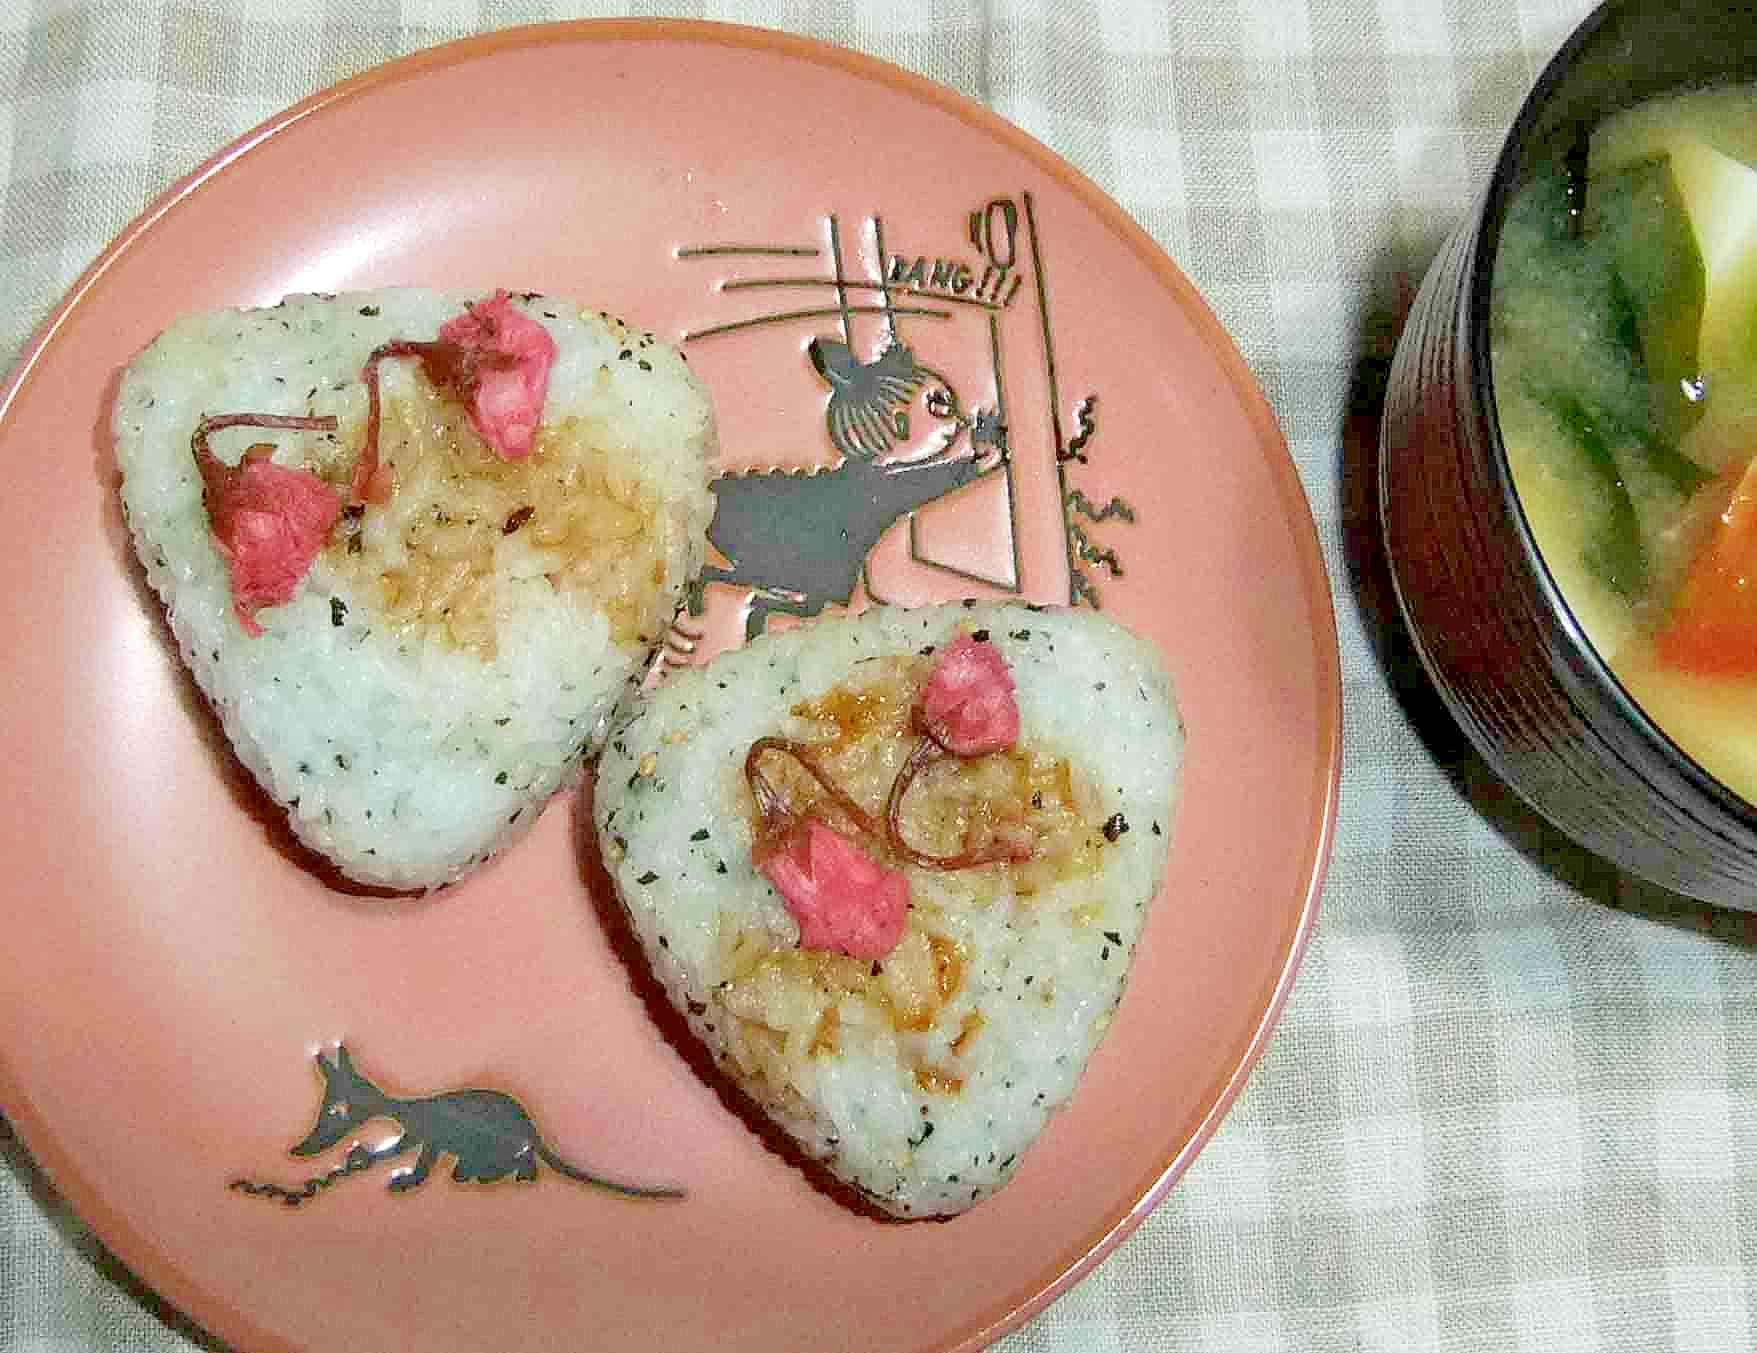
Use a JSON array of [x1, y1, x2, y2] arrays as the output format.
[[0, 21, 1339, 1353]]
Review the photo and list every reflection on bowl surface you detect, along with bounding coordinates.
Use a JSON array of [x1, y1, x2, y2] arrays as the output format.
[[1381, 0, 1757, 908]]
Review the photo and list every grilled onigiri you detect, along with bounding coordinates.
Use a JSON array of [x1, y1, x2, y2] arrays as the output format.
[[594, 602, 1181, 1217], [114, 288, 717, 890]]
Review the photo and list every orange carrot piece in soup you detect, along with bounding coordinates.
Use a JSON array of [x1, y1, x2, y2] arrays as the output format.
[[1656, 456, 1757, 676]]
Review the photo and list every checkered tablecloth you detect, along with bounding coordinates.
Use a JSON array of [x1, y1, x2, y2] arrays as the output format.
[[8, 1, 1757, 1349]]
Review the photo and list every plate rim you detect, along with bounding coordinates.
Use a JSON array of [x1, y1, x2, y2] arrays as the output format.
[[0, 18, 1343, 1353]]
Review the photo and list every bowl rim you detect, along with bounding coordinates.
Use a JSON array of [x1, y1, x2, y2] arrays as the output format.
[[1465, 0, 1757, 835]]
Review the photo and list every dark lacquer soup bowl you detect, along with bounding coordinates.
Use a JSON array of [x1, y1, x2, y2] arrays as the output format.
[[1381, 0, 1757, 908]]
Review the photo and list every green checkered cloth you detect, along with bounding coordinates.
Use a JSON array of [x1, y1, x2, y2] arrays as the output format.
[[10, 1, 1757, 1349]]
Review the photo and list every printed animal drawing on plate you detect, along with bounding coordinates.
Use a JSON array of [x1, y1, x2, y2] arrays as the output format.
[[668, 193, 1136, 661]]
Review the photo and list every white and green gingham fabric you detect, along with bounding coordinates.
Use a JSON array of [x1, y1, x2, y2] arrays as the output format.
[[8, 2, 1757, 1349]]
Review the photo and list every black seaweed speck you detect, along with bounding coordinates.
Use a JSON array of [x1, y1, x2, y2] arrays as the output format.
[[637, 870, 658, 885], [1103, 813, 1129, 842], [972, 628, 990, 642], [690, 827, 709, 841]]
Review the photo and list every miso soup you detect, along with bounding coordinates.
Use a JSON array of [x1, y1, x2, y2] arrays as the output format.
[[1493, 84, 1757, 804]]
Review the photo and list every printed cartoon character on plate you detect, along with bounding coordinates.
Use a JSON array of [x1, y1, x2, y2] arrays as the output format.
[[669, 193, 1133, 665]]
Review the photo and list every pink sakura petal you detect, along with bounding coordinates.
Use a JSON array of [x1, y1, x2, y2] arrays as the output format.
[[437, 291, 557, 460], [196, 441, 341, 635], [755, 818, 909, 960], [918, 632, 1020, 756]]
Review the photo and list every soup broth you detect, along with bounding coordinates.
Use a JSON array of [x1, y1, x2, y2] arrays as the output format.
[[1493, 83, 1757, 804]]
